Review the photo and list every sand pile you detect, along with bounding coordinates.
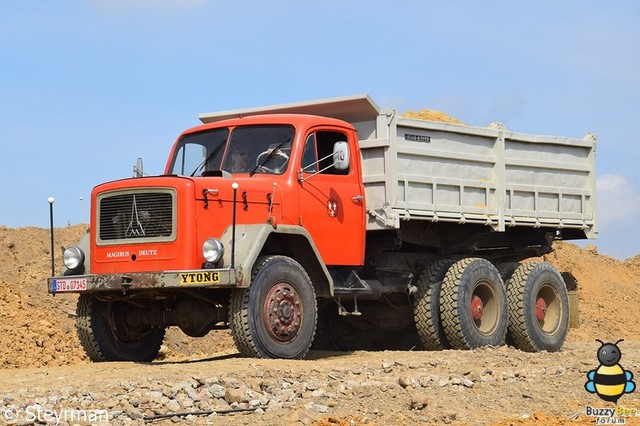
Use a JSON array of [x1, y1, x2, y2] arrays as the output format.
[[402, 109, 465, 124]]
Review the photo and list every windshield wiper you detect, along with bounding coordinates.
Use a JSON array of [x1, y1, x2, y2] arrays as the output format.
[[190, 141, 226, 177], [249, 137, 291, 177]]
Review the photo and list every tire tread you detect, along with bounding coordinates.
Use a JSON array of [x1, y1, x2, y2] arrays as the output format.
[[413, 260, 454, 350], [506, 262, 569, 352], [76, 294, 107, 362], [228, 255, 316, 359], [440, 258, 507, 350]]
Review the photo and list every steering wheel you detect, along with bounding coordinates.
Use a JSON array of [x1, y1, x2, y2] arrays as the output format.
[[255, 150, 289, 173]]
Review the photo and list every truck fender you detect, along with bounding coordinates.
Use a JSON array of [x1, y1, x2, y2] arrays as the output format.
[[219, 224, 333, 297]]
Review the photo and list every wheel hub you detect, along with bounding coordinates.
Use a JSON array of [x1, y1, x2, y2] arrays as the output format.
[[470, 295, 484, 321], [536, 297, 547, 321], [263, 283, 303, 342]]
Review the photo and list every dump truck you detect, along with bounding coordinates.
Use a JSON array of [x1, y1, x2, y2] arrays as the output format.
[[48, 94, 597, 361]]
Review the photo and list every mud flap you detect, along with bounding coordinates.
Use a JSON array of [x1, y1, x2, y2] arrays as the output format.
[[561, 272, 579, 328]]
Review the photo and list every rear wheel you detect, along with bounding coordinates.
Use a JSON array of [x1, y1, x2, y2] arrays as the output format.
[[496, 261, 521, 346], [506, 262, 569, 352], [413, 260, 455, 350], [76, 294, 165, 362], [229, 256, 317, 359], [496, 262, 521, 286], [440, 258, 507, 349]]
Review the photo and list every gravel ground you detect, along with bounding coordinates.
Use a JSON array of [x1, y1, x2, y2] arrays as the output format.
[[2, 340, 640, 425]]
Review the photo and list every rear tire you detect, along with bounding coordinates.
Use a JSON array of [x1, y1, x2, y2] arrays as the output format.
[[506, 262, 569, 352], [229, 256, 317, 359], [496, 261, 521, 346], [440, 258, 507, 349], [496, 262, 520, 285], [76, 294, 165, 362], [413, 260, 455, 350]]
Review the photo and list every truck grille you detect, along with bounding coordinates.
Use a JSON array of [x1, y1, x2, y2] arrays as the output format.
[[97, 189, 176, 244]]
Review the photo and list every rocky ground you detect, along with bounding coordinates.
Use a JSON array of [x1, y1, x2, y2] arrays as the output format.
[[1, 225, 640, 425]]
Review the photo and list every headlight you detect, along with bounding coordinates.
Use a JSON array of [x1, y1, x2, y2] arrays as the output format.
[[63, 246, 85, 270], [202, 238, 224, 264]]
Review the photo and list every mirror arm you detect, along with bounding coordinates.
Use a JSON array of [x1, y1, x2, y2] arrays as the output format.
[[297, 152, 337, 182]]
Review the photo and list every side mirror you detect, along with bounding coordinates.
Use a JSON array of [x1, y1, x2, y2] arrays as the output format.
[[333, 141, 349, 171]]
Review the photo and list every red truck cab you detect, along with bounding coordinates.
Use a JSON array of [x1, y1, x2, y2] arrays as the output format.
[[163, 114, 366, 268], [51, 112, 369, 362]]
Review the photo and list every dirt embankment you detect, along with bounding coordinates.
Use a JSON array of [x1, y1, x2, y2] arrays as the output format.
[[0, 225, 236, 369]]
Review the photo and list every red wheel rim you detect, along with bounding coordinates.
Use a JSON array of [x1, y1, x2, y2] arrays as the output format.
[[471, 280, 499, 336], [536, 283, 562, 335], [536, 297, 547, 321], [470, 295, 484, 320], [262, 283, 303, 342]]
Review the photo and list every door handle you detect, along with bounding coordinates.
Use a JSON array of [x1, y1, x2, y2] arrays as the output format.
[[352, 195, 364, 202]]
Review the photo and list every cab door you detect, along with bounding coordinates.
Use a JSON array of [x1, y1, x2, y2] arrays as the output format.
[[298, 128, 365, 266]]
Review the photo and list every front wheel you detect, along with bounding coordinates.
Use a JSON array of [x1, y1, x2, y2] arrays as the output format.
[[76, 294, 165, 362], [229, 256, 317, 359]]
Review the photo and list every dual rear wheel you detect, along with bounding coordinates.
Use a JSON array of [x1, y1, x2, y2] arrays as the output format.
[[413, 258, 569, 352]]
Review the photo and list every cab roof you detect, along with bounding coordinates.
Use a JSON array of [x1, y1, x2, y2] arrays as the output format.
[[198, 94, 381, 125]]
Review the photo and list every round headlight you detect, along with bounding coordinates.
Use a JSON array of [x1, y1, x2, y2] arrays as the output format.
[[203, 238, 224, 264], [63, 246, 85, 270]]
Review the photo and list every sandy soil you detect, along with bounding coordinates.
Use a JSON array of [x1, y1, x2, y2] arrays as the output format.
[[0, 224, 639, 425]]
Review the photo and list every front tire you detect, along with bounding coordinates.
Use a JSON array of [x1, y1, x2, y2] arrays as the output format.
[[229, 256, 317, 359], [440, 258, 508, 349], [76, 294, 165, 362], [506, 262, 569, 352]]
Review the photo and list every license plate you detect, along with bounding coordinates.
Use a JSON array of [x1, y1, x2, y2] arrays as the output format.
[[53, 278, 88, 292], [179, 271, 220, 285]]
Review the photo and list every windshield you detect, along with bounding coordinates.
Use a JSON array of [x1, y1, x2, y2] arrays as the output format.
[[168, 125, 294, 176]]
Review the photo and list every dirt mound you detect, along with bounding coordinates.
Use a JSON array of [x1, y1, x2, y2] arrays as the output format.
[[0, 225, 235, 369], [0, 225, 639, 370], [0, 225, 87, 368], [547, 242, 640, 342], [402, 109, 465, 125], [625, 253, 640, 272]]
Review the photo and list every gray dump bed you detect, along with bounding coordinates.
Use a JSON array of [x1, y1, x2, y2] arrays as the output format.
[[200, 95, 597, 239]]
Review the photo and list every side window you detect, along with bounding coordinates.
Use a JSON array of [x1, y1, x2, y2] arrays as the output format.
[[301, 130, 349, 175], [301, 134, 318, 172]]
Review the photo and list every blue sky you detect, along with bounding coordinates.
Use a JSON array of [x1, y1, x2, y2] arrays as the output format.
[[1, 0, 639, 259]]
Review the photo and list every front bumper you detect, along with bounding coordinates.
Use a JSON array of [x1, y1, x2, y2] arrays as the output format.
[[47, 268, 239, 294]]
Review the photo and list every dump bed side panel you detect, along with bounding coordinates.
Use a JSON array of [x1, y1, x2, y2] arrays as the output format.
[[198, 94, 597, 240], [360, 113, 597, 239]]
